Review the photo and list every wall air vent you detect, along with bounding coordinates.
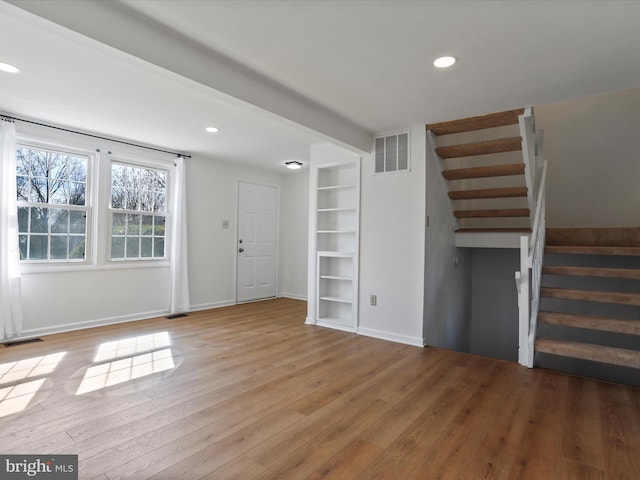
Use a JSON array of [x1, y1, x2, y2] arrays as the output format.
[[374, 131, 410, 174]]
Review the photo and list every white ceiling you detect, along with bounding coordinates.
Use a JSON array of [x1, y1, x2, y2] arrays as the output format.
[[2, 0, 640, 172]]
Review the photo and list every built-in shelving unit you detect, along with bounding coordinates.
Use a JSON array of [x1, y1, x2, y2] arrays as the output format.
[[307, 158, 360, 332]]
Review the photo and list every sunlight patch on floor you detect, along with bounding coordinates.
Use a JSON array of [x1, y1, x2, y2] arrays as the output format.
[[76, 348, 175, 395], [0, 352, 66, 418]]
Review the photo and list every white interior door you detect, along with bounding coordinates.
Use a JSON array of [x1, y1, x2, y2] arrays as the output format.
[[237, 181, 278, 302]]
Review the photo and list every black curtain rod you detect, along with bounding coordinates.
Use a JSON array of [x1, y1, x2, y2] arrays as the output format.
[[1, 115, 191, 159]]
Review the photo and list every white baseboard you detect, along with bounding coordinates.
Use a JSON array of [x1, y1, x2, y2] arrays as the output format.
[[16, 300, 238, 341], [189, 299, 236, 312], [278, 292, 307, 301], [18, 309, 170, 340], [357, 326, 425, 347], [315, 319, 357, 334]]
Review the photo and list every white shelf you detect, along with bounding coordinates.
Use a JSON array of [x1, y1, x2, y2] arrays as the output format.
[[317, 230, 356, 234], [317, 251, 355, 257], [317, 184, 357, 191], [319, 296, 352, 304], [320, 275, 352, 281], [317, 207, 356, 212]]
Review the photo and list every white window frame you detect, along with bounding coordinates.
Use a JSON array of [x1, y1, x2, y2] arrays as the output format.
[[15, 141, 96, 268], [107, 157, 171, 264]]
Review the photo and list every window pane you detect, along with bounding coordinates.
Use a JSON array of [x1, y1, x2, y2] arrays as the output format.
[[140, 190, 155, 212], [49, 182, 68, 204], [141, 215, 153, 236], [16, 148, 29, 175], [126, 236, 140, 258], [50, 236, 68, 259], [69, 236, 85, 259], [111, 237, 125, 259], [154, 216, 166, 237], [19, 235, 27, 260], [70, 210, 86, 234], [68, 181, 86, 205], [30, 151, 48, 177], [49, 154, 67, 179], [68, 157, 87, 182], [50, 209, 68, 233], [126, 214, 141, 235], [112, 213, 126, 235], [141, 237, 153, 257], [29, 235, 48, 260], [30, 178, 47, 203], [111, 163, 126, 186], [126, 191, 140, 211], [17, 207, 28, 233], [154, 237, 165, 258], [111, 187, 126, 209], [17, 176, 29, 201], [30, 207, 48, 233], [153, 193, 166, 212]]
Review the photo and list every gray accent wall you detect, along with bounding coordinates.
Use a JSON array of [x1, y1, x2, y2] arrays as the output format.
[[469, 249, 520, 362]]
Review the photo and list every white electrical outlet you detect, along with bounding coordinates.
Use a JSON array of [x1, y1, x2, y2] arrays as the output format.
[[370, 295, 377, 306]]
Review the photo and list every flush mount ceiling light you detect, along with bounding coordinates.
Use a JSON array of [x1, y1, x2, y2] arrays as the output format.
[[0, 62, 20, 73], [433, 56, 457, 68], [285, 161, 303, 170], [205, 126, 219, 133]]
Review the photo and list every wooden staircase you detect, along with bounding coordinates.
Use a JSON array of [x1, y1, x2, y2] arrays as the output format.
[[426, 108, 541, 248], [535, 227, 640, 384]]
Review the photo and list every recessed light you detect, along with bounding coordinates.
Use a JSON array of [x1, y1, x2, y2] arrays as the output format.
[[433, 56, 457, 68], [205, 127, 219, 133], [285, 161, 303, 170], [0, 62, 20, 73]]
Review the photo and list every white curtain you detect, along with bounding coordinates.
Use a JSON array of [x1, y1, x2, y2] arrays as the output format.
[[169, 155, 190, 313], [0, 118, 22, 340]]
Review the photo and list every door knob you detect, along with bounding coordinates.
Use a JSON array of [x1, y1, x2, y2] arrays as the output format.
[[239, 248, 244, 253]]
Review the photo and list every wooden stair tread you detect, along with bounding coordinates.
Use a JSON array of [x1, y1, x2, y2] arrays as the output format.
[[541, 287, 640, 306], [456, 228, 531, 233], [538, 311, 640, 335], [535, 338, 640, 369], [443, 163, 525, 180], [546, 227, 640, 247], [454, 208, 529, 218], [543, 265, 640, 279], [545, 245, 640, 256], [436, 137, 522, 159], [426, 108, 524, 136], [449, 186, 528, 200]]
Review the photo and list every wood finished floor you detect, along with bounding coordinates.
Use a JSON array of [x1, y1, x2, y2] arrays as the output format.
[[1, 298, 638, 480]]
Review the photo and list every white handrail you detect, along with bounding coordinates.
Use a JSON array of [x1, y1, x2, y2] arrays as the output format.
[[516, 159, 547, 367]]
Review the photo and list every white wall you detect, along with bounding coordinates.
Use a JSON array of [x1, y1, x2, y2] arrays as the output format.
[[278, 170, 309, 300], [15, 121, 307, 338], [537, 86, 640, 227], [185, 155, 283, 310], [358, 125, 426, 345]]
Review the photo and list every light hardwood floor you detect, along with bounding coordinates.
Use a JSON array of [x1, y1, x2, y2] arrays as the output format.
[[1, 298, 638, 479]]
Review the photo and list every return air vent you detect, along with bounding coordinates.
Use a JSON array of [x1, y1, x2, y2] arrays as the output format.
[[374, 131, 410, 174]]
